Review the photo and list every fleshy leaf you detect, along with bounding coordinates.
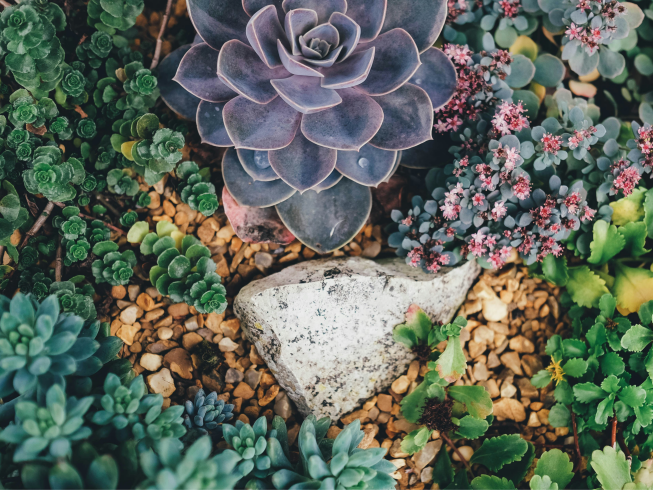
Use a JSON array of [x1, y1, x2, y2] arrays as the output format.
[[380, 0, 447, 53], [335, 144, 397, 185], [158, 45, 202, 120], [187, 0, 250, 50], [613, 263, 653, 315], [587, 220, 625, 265], [271, 75, 342, 114], [565, 266, 609, 308], [590, 446, 631, 490], [470, 435, 529, 472], [174, 43, 237, 102], [409, 47, 457, 111], [197, 101, 234, 147], [345, 0, 387, 42], [237, 149, 280, 181], [435, 337, 466, 383], [533, 449, 573, 489]]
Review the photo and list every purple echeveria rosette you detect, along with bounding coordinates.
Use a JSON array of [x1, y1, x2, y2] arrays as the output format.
[[160, 0, 458, 252]]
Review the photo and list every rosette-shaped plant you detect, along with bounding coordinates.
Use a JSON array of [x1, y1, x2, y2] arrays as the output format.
[[76, 31, 113, 70], [23, 146, 86, 202], [269, 416, 395, 489], [120, 210, 138, 227], [7, 90, 58, 128], [87, 220, 111, 245], [18, 268, 53, 300], [91, 241, 137, 286], [49, 281, 96, 321], [106, 168, 140, 196], [137, 436, 242, 490], [164, 0, 458, 252], [177, 161, 219, 216], [0, 294, 103, 397], [87, 0, 144, 33], [64, 237, 91, 266], [222, 416, 275, 483], [0, 383, 93, 462], [183, 389, 234, 434]]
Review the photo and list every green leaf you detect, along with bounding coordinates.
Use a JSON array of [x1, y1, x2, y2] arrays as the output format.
[[432, 449, 454, 488], [435, 336, 466, 383], [613, 263, 653, 315], [611, 187, 646, 226], [566, 266, 609, 308], [393, 325, 418, 349], [471, 475, 516, 489], [448, 386, 493, 419], [588, 220, 625, 265], [531, 370, 552, 388], [643, 188, 653, 238], [548, 404, 570, 428], [136, 114, 159, 139], [562, 358, 587, 377], [638, 300, 653, 325], [541, 254, 568, 286], [400, 427, 431, 455], [156, 221, 178, 237], [453, 416, 489, 440], [600, 351, 625, 376], [590, 446, 632, 490], [400, 380, 430, 424], [529, 475, 559, 490], [573, 383, 606, 403], [127, 222, 150, 244], [618, 385, 646, 407], [495, 442, 535, 486], [534, 449, 573, 489], [618, 221, 650, 257], [470, 434, 528, 472], [596, 395, 614, 425], [621, 324, 653, 351]]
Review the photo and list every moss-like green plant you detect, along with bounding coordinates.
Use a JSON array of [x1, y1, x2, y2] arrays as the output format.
[[75, 31, 113, 70], [18, 267, 53, 300], [176, 161, 219, 217], [87, 0, 144, 34], [106, 168, 139, 196], [49, 281, 96, 321], [5, 89, 58, 128], [91, 241, 136, 286], [22, 146, 85, 202]]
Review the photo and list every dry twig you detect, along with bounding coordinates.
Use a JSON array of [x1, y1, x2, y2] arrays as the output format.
[[150, 0, 173, 70], [572, 411, 583, 471], [20, 201, 55, 249], [442, 432, 474, 478], [55, 235, 63, 282], [93, 193, 121, 217]]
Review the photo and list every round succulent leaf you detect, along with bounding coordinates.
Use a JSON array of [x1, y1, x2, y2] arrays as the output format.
[[494, 26, 518, 48], [187, 0, 250, 50], [532, 53, 565, 87], [269, 132, 337, 191], [355, 29, 421, 96], [504, 54, 535, 88], [218, 40, 291, 104], [380, 0, 447, 53], [409, 47, 457, 111], [346, 0, 387, 42], [623, 2, 645, 28], [174, 43, 238, 102], [276, 177, 372, 252], [223, 95, 302, 150], [635, 53, 653, 76], [301, 88, 383, 150], [158, 45, 202, 120], [92, 240, 119, 256], [312, 169, 344, 191], [510, 35, 538, 60], [320, 48, 375, 90], [569, 50, 599, 76], [237, 149, 280, 181], [246, 5, 287, 68], [335, 144, 397, 185], [270, 75, 342, 114], [167, 256, 192, 279], [369, 83, 434, 150], [282, 0, 346, 24], [222, 147, 297, 206], [329, 12, 361, 61], [197, 100, 234, 147], [157, 248, 181, 268], [598, 47, 625, 79]]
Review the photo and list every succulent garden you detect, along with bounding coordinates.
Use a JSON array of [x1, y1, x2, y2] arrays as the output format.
[[1, 0, 653, 488]]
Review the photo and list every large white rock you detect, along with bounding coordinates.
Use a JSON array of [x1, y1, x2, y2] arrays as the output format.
[[234, 256, 480, 420]]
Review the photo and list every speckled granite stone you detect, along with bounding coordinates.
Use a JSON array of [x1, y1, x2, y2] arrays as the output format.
[[233, 257, 480, 420]]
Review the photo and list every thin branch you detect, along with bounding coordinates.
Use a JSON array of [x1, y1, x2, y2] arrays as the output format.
[[20, 201, 55, 249], [611, 416, 618, 447], [93, 193, 121, 217], [52, 202, 126, 235], [442, 432, 474, 478], [571, 411, 583, 472], [0, 246, 5, 265], [0, 0, 13, 8], [55, 236, 63, 282], [150, 0, 173, 70], [617, 430, 631, 458], [23, 194, 39, 217]]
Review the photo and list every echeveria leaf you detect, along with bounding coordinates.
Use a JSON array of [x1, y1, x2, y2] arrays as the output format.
[[380, 0, 447, 53], [174, 43, 237, 102], [335, 144, 397, 186], [197, 100, 234, 147], [409, 47, 457, 111]]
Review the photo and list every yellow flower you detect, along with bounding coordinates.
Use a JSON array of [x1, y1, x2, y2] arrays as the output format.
[[546, 358, 565, 385]]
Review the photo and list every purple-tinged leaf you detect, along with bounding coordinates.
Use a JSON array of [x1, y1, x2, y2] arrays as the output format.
[[369, 83, 433, 150], [336, 144, 397, 185], [237, 149, 280, 181], [302, 45, 343, 66], [275, 177, 372, 253], [282, 0, 347, 24], [223, 148, 296, 207], [329, 12, 361, 61], [320, 48, 374, 89], [197, 100, 234, 147], [268, 133, 337, 191], [270, 75, 342, 114], [299, 35, 323, 59], [284, 8, 318, 56], [242, 0, 285, 21], [380, 0, 447, 53], [246, 5, 287, 68], [346, 0, 387, 42], [223, 95, 301, 149], [301, 88, 383, 150], [278, 40, 324, 77], [174, 43, 237, 102], [158, 45, 201, 120], [188, 0, 250, 50], [398, 135, 451, 168], [223, 187, 295, 244], [384, 151, 401, 182], [312, 169, 343, 192], [355, 29, 420, 96], [409, 47, 457, 111], [218, 40, 291, 104], [303, 23, 340, 46]]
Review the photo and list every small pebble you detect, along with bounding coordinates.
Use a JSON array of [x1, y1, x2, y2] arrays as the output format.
[[158, 327, 173, 340]]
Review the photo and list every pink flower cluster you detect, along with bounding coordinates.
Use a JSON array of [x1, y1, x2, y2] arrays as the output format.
[[442, 183, 464, 220], [492, 101, 530, 136], [464, 231, 513, 268], [498, 0, 520, 17], [434, 45, 512, 133], [637, 126, 653, 168], [446, 0, 469, 24], [611, 158, 641, 196], [541, 133, 562, 155], [568, 127, 597, 150], [407, 240, 451, 273]]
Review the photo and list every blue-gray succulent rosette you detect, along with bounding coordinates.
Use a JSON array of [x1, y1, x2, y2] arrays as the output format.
[[159, 0, 458, 252]]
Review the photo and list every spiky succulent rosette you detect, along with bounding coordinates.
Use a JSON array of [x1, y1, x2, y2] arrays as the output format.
[[160, 0, 458, 252]]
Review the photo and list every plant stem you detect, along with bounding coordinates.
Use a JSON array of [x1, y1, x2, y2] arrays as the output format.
[[150, 0, 173, 70], [55, 236, 63, 282], [611, 416, 617, 447], [442, 432, 474, 478], [20, 201, 55, 249], [572, 411, 582, 472], [93, 193, 121, 217], [23, 193, 39, 217]]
